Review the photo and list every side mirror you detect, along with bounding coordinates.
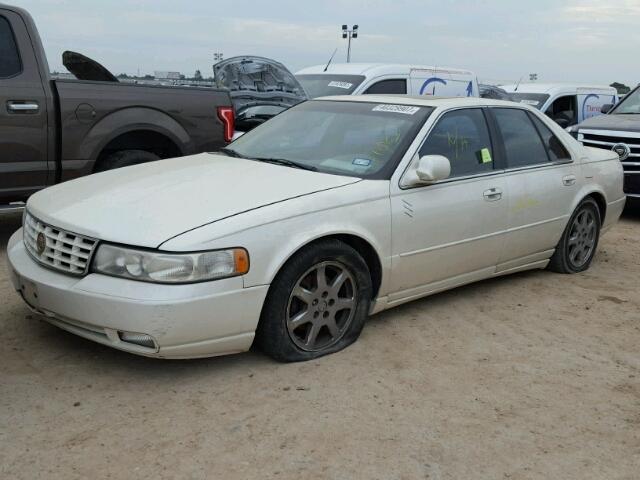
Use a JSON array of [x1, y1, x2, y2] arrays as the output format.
[[414, 155, 451, 183], [601, 103, 613, 114]]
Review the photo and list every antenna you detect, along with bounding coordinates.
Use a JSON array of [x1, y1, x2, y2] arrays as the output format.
[[324, 48, 338, 72], [514, 76, 523, 91]]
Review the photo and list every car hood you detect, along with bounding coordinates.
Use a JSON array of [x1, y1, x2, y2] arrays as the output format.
[[26, 154, 360, 248], [214, 56, 307, 111], [578, 114, 640, 134], [62, 51, 118, 82]]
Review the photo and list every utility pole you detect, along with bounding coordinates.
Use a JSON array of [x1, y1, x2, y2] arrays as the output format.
[[342, 25, 359, 63]]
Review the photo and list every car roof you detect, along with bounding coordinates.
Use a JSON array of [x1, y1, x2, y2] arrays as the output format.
[[502, 83, 616, 95], [315, 94, 527, 109], [296, 63, 475, 77]]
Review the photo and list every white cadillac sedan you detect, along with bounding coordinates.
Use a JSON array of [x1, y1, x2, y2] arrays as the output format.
[[7, 96, 626, 362]]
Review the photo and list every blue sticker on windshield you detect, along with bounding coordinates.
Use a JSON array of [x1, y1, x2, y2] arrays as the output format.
[[353, 158, 372, 167]]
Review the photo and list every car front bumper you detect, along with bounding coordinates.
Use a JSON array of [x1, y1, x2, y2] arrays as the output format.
[[6, 228, 269, 359]]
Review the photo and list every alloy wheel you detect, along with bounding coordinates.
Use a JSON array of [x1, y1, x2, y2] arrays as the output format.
[[286, 261, 358, 352], [567, 208, 597, 268]]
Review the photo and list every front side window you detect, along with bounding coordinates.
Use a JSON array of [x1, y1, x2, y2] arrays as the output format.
[[0, 16, 21, 78], [493, 108, 549, 168], [529, 114, 571, 162], [364, 79, 407, 95], [545, 95, 578, 126], [419, 108, 494, 177], [228, 100, 433, 179]]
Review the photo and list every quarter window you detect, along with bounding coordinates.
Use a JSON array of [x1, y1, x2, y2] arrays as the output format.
[[529, 113, 571, 162], [493, 108, 549, 168], [419, 108, 494, 177], [364, 79, 407, 95], [0, 16, 21, 78]]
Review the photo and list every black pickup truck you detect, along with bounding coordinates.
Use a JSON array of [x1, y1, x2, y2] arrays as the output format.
[[0, 3, 234, 211], [570, 85, 640, 204]]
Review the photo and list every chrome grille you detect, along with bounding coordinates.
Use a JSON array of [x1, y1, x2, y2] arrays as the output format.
[[579, 130, 640, 160], [23, 212, 98, 276]]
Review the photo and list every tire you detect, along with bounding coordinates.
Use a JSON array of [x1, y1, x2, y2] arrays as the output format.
[[95, 150, 160, 172], [548, 197, 601, 274], [256, 239, 373, 362]]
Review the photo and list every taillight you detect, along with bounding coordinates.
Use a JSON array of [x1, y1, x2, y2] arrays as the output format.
[[217, 106, 235, 143]]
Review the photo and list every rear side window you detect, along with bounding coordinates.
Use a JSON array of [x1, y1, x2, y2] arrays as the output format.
[[419, 108, 494, 177], [492, 108, 549, 168], [529, 113, 572, 162], [0, 16, 21, 78], [364, 79, 407, 95]]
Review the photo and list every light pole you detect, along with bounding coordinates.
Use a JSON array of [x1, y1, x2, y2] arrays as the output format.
[[342, 24, 358, 63]]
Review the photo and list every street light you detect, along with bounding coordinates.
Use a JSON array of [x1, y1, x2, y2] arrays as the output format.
[[213, 52, 224, 63], [342, 24, 358, 63]]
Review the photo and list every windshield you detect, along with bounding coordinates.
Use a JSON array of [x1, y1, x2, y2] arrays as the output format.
[[296, 74, 365, 98], [611, 87, 640, 114], [227, 100, 433, 179], [508, 93, 550, 110]]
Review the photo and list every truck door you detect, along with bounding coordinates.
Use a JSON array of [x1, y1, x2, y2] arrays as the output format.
[[577, 91, 618, 123], [0, 10, 49, 204]]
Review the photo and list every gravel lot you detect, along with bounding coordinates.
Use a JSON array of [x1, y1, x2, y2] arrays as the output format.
[[1, 208, 639, 480]]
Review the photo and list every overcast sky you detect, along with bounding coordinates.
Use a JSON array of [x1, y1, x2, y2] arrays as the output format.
[[16, 0, 640, 86]]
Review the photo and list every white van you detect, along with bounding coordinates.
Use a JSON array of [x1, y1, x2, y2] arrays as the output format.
[[502, 83, 619, 127], [296, 63, 479, 99]]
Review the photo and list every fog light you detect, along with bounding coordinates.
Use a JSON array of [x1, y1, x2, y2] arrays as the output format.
[[118, 331, 156, 349]]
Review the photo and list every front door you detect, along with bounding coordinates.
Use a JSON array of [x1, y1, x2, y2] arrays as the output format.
[[389, 107, 508, 302], [0, 11, 49, 204]]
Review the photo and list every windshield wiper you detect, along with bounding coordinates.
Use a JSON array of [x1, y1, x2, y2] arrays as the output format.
[[250, 157, 317, 172], [218, 147, 243, 158]]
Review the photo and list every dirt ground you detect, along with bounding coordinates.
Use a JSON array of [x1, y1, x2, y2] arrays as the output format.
[[0, 208, 639, 480]]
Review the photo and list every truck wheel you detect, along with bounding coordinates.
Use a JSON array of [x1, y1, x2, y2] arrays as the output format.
[[95, 150, 160, 172], [548, 197, 601, 274], [256, 239, 372, 362]]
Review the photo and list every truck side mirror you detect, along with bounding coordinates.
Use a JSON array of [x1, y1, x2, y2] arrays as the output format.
[[601, 104, 613, 114]]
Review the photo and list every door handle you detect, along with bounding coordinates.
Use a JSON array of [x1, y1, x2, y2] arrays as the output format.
[[7, 101, 40, 113], [483, 187, 503, 201], [563, 175, 576, 186]]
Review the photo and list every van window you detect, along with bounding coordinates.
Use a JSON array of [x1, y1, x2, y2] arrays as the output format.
[[0, 16, 22, 78], [528, 113, 571, 162], [493, 108, 549, 168], [419, 108, 494, 177], [364, 79, 407, 95], [296, 74, 365, 98], [545, 95, 577, 127]]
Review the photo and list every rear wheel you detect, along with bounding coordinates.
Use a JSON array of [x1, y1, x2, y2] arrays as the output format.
[[95, 150, 160, 172], [257, 239, 372, 362], [548, 198, 601, 273]]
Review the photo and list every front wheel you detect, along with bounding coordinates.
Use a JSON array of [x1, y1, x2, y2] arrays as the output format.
[[256, 239, 372, 362], [548, 198, 601, 273]]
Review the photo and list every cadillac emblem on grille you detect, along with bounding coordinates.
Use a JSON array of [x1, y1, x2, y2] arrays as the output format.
[[612, 143, 630, 161], [36, 232, 46, 255]]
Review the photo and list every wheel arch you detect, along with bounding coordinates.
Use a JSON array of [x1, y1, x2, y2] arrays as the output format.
[[269, 233, 384, 300]]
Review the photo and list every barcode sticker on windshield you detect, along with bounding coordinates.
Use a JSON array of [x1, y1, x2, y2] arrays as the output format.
[[518, 99, 540, 106], [372, 104, 420, 115], [328, 81, 353, 89]]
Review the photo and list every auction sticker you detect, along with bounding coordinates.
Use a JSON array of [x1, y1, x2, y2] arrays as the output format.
[[328, 81, 353, 89], [372, 104, 420, 115]]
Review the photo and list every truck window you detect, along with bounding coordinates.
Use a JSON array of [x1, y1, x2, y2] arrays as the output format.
[[0, 15, 21, 78], [544, 95, 577, 127], [364, 79, 407, 95]]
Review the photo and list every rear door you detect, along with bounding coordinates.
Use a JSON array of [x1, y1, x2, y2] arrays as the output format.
[[489, 107, 578, 271], [0, 9, 49, 203]]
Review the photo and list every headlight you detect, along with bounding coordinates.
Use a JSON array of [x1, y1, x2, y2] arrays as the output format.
[[92, 244, 249, 284]]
